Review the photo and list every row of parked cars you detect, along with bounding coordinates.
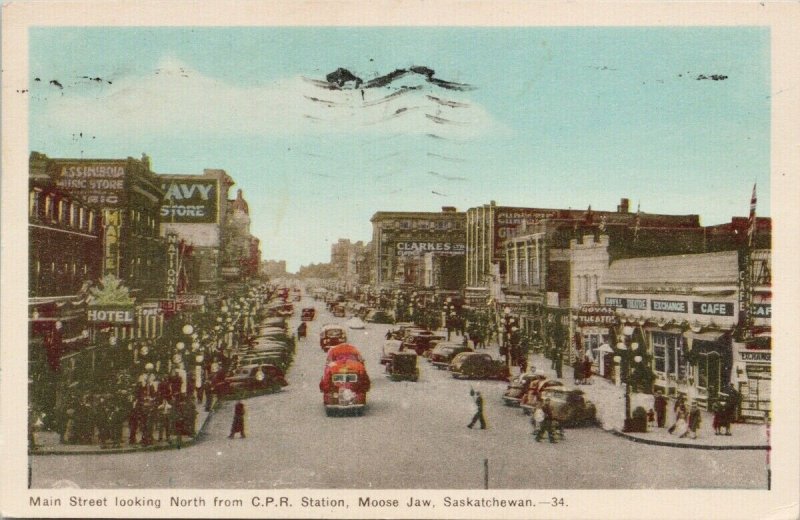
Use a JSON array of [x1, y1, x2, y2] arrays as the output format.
[[378, 325, 510, 382], [214, 316, 293, 400]]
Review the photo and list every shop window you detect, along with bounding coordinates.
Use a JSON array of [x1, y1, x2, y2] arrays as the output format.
[[654, 343, 666, 372]]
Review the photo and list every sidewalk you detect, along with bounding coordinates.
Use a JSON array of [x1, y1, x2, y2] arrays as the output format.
[[29, 400, 216, 456], [524, 350, 769, 450]]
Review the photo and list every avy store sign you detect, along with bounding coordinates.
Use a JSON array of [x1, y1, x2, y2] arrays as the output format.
[[160, 179, 218, 223], [395, 241, 465, 256], [53, 162, 126, 206]]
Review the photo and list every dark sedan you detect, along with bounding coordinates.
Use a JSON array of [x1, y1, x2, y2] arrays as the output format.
[[449, 352, 510, 381], [428, 342, 473, 369], [215, 364, 288, 398]]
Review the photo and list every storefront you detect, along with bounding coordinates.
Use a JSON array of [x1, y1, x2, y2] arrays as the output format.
[[575, 305, 617, 379]]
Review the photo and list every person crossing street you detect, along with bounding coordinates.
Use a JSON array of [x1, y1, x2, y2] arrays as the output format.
[[467, 390, 487, 430]]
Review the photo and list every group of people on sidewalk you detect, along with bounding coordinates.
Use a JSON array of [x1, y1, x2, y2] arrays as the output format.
[[650, 390, 738, 440]]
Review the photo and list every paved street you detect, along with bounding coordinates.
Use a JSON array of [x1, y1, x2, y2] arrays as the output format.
[[30, 299, 768, 490]]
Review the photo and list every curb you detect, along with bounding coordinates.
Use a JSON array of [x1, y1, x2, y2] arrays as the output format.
[[608, 428, 770, 450], [28, 402, 219, 457]]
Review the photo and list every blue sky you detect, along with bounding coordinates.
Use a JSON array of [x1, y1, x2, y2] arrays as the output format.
[[29, 27, 770, 272]]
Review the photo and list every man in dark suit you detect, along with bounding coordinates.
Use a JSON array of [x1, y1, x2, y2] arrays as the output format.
[[467, 390, 487, 429], [654, 390, 668, 428]]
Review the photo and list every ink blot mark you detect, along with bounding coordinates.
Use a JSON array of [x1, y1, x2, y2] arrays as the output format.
[[696, 74, 728, 81], [431, 190, 448, 196], [317, 66, 475, 91], [427, 171, 467, 181], [50, 80, 63, 89]]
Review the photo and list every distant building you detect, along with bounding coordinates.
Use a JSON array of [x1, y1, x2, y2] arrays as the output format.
[[261, 260, 287, 278], [370, 207, 466, 291]]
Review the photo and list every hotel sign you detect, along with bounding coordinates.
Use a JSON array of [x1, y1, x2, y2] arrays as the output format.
[[87, 306, 135, 324]]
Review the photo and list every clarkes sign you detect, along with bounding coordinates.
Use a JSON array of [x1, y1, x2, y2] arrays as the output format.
[[395, 241, 465, 257], [160, 179, 219, 223]]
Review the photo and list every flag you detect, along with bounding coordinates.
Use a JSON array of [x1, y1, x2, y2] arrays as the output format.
[[747, 183, 757, 247]]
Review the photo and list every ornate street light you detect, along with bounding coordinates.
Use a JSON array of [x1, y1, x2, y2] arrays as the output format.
[[614, 339, 644, 432]]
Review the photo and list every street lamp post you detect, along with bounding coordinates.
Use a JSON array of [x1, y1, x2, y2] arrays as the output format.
[[614, 337, 643, 432]]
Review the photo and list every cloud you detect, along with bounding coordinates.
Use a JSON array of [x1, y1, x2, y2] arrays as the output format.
[[35, 57, 503, 140]]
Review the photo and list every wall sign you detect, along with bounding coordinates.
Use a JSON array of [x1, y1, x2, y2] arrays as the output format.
[[651, 299, 688, 313], [692, 301, 734, 316], [87, 306, 135, 324], [605, 297, 647, 310], [395, 241, 465, 257], [53, 162, 127, 206], [160, 178, 219, 223]]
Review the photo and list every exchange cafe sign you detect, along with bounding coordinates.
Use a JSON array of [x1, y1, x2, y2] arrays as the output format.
[[87, 306, 135, 324], [395, 241, 465, 257], [577, 305, 619, 326], [160, 179, 219, 223]]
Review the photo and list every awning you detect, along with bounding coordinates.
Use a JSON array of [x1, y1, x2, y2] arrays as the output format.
[[688, 331, 726, 342]]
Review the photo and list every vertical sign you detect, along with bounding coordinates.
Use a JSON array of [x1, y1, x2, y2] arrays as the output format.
[[166, 233, 179, 301]]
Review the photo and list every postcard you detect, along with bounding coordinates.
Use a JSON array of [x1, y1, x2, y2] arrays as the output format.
[[2, 1, 799, 519]]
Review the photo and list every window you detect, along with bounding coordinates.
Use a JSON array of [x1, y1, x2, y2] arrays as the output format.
[[58, 200, 68, 223], [88, 211, 95, 233], [70, 204, 78, 227], [652, 332, 684, 379], [79, 207, 86, 229], [399, 220, 411, 230], [29, 190, 41, 217], [44, 195, 54, 221]]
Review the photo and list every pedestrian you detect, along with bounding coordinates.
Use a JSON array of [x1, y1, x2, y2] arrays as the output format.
[[519, 354, 528, 375], [668, 395, 688, 434], [582, 355, 593, 384], [722, 388, 738, 436], [670, 407, 689, 438], [297, 322, 307, 339], [647, 408, 656, 429], [712, 400, 724, 435], [535, 398, 557, 443], [687, 403, 702, 439], [531, 401, 545, 437], [573, 358, 584, 385], [467, 390, 487, 430], [653, 390, 668, 428], [229, 401, 246, 438]]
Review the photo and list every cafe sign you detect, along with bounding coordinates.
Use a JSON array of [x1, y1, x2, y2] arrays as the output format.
[[87, 306, 135, 324], [692, 301, 734, 316]]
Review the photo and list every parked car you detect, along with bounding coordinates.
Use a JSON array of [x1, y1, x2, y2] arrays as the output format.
[[366, 309, 394, 324], [301, 307, 316, 321], [449, 352, 509, 381], [215, 363, 288, 398], [502, 373, 547, 406], [520, 379, 565, 412], [428, 342, 473, 369], [332, 304, 346, 317], [320, 324, 348, 352], [401, 331, 445, 356], [346, 317, 366, 330], [537, 386, 597, 427], [380, 339, 404, 365], [385, 351, 419, 382]]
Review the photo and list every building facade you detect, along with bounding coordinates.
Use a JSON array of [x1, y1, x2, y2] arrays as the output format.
[[370, 207, 466, 291]]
